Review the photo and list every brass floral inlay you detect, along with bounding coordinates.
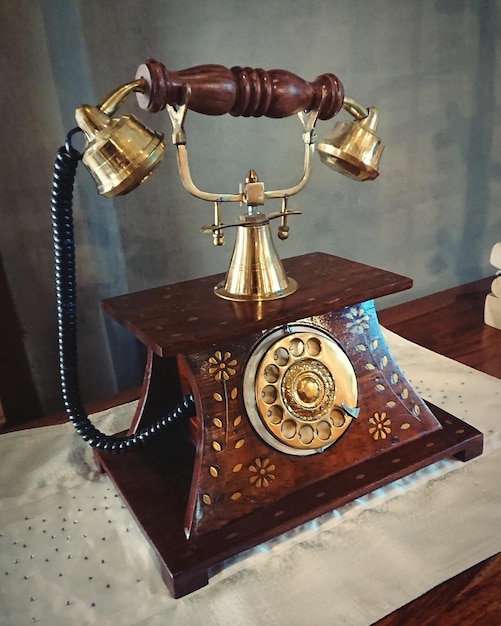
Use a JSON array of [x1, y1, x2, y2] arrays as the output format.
[[208, 349, 241, 462], [369, 412, 391, 440], [345, 306, 370, 334], [208, 350, 237, 381], [249, 457, 276, 488]]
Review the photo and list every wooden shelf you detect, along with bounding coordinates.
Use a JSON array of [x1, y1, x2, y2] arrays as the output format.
[[379, 277, 501, 379]]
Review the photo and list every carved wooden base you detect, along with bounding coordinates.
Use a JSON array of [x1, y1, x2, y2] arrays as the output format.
[[95, 404, 482, 598], [177, 300, 445, 539], [99, 253, 483, 598]]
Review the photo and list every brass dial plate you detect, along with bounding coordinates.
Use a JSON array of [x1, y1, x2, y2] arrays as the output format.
[[244, 325, 358, 456]]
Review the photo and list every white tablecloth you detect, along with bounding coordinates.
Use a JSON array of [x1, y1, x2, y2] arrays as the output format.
[[1, 329, 500, 625]]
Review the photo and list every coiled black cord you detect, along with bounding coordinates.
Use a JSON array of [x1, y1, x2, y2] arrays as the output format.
[[50, 128, 195, 452]]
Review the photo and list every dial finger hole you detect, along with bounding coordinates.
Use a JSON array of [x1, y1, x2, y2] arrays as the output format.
[[273, 347, 290, 366], [261, 385, 278, 404], [306, 337, 322, 357], [289, 337, 304, 358], [263, 364, 280, 383], [281, 419, 297, 439], [331, 409, 346, 428], [316, 420, 332, 441], [267, 405, 283, 425], [298, 424, 314, 445]]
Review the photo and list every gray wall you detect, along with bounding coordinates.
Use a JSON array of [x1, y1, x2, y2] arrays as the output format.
[[1, 0, 500, 415]]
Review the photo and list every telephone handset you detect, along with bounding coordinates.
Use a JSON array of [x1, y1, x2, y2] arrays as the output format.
[[52, 60, 482, 598]]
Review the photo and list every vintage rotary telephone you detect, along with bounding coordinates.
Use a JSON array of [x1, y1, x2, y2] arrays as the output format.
[[51, 60, 482, 598]]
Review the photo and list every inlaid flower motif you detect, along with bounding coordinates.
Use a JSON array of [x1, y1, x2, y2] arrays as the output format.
[[368, 412, 391, 440], [208, 350, 237, 381], [249, 457, 276, 488], [345, 307, 370, 334]]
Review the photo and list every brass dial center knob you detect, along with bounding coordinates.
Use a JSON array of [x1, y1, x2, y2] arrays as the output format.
[[297, 374, 322, 404], [282, 360, 334, 420]]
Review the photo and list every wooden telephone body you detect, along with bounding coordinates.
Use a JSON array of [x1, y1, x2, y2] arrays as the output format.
[[84, 61, 483, 598], [95, 253, 482, 598]]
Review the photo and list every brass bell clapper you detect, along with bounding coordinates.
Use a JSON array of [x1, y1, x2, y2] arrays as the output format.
[[75, 59, 384, 302]]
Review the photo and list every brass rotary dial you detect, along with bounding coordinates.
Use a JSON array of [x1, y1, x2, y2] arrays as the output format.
[[244, 325, 358, 456]]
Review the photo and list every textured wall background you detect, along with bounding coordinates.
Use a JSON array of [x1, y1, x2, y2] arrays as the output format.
[[1, 0, 500, 414]]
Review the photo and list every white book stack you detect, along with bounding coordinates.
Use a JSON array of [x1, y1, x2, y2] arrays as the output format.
[[484, 242, 501, 330]]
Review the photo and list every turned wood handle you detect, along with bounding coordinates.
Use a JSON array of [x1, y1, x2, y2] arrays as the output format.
[[136, 59, 344, 121]]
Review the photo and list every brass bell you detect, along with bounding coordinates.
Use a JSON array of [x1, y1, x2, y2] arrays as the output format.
[[317, 106, 384, 181], [75, 104, 165, 197], [214, 214, 298, 301]]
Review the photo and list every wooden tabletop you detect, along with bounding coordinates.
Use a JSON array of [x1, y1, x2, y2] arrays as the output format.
[[376, 276, 501, 625], [379, 277, 501, 379]]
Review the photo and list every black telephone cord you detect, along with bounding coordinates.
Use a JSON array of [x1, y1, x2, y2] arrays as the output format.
[[50, 128, 195, 452]]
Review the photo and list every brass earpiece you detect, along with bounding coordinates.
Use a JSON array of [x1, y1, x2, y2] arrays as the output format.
[[75, 80, 165, 197], [317, 98, 384, 181]]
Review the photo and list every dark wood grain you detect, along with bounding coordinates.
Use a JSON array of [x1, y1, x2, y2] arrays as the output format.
[[379, 277, 501, 379], [102, 252, 412, 357], [374, 554, 501, 626], [141, 59, 344, 120]]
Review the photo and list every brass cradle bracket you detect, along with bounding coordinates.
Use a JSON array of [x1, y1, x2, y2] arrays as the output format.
[[166, 101, 321, 301]]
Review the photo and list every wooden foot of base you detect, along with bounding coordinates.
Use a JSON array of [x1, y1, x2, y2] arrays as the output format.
[[94, 403, 482, 599]]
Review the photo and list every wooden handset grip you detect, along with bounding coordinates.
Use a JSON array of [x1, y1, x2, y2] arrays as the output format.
[[136, 59, 344, 121]]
